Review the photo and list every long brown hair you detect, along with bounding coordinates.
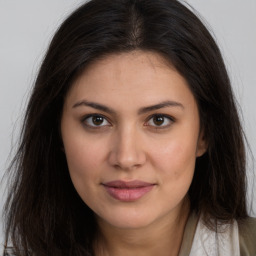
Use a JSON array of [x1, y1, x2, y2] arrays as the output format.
[[3, 0, 248, 255]]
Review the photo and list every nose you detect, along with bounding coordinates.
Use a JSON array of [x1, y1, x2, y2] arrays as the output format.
[[108, 127, 146, 170]]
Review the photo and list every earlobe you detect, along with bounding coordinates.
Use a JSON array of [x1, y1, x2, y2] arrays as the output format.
[[196, 132, 208, 157]]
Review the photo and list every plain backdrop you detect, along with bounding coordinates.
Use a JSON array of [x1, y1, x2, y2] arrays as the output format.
[[0, 0, 255, 249]]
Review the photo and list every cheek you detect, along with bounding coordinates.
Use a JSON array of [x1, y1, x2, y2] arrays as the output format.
[[150, 134, 198, 179], [63, 136, 106, 193], [63, 142, 106, 210], [152, 139, 196, 205]]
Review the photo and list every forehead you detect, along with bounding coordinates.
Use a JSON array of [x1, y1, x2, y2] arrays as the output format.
[[64, 50, 196, 110], [78, 50, 175, 83]]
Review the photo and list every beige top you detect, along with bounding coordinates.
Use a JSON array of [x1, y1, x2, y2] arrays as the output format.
[[3, 214, 256, 255], [179, 212, 256, 256]]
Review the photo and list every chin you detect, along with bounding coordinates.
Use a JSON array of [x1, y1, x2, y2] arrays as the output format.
[[96, 207, 163, 230]]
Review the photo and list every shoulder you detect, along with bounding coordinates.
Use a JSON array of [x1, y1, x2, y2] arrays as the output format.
[[238, 217, 256, 256]]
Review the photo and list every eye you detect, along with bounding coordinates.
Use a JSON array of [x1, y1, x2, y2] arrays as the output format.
[[146, 114, 174, 128], [82, 114, 111, 128]]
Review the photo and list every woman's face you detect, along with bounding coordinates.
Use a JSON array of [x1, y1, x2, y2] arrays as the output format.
[[61, 51, 206, 229]]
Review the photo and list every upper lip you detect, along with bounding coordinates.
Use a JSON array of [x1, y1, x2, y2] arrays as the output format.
[[103, 180, 154, 188]]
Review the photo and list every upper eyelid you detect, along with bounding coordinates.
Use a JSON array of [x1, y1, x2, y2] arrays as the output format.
[[145, 113, 175, 122], [82, 113, 110, 121]]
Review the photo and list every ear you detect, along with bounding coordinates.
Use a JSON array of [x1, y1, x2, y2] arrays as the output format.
[[196, 130, 208, 157]]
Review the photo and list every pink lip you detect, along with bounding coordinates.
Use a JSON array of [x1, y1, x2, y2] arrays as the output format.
[[102, 180, 155, 201]]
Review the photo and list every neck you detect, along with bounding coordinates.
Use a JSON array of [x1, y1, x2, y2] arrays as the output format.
[[94, 199, 190, 256]]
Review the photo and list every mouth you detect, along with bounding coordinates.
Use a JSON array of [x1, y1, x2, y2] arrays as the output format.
[[102, 180, 155, 201]]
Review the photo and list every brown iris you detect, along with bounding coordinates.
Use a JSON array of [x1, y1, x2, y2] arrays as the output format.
[[92, 115, 104, 126], [153, 115, 165, 126]]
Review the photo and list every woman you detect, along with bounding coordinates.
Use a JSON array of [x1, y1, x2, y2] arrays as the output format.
[[3, 0, 256, 255]]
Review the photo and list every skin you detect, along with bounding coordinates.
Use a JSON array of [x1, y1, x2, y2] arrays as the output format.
[[61, 51, 207, 256]]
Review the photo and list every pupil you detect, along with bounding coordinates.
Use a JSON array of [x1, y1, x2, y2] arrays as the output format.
[[153, 116, 164, 126], [93, 116, 103, 125]]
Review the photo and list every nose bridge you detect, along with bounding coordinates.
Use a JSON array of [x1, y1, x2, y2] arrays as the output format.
[[109, 124, 145, 169]]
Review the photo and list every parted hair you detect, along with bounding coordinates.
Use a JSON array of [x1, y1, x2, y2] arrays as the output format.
[[4, 0, 248, 255]]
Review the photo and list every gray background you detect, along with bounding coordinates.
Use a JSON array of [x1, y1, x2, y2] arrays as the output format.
[[0, 0, 255, 249]]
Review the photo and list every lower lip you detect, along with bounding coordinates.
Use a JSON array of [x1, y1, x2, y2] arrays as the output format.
[[104, 185, 154, 201]]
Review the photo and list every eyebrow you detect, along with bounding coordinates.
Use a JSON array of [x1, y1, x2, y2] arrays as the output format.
[[72, 100, 184, 115], [72, 100, 115, 114], [138, 100, 184, 114]]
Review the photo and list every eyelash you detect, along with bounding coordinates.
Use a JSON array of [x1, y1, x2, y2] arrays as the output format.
[[81, 113, 175, 130]]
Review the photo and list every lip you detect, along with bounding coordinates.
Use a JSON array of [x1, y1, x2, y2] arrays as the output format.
[[102, 180, 155, 201]]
